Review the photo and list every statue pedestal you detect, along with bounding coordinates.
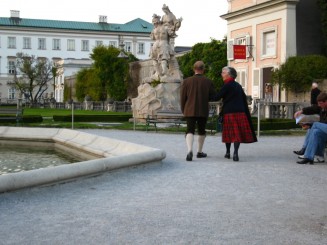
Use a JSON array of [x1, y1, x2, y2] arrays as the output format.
[[132, 81, 181, 120]]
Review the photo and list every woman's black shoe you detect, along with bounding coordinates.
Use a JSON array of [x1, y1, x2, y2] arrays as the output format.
[[296, 158, 314, 165], [224, 153, 230, 159], [233, 153, 239, 161], [293, 148, 305, 155]]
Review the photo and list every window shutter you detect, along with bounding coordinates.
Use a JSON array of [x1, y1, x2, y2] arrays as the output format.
[[252, 69, 260, 98], [236, 70, 247, 93], [227, 39, 234, 60], [246, 35, 251, 58]]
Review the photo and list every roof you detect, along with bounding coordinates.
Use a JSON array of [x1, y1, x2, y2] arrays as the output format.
[[0, 16, 153, 34], [174, 46, 192, 53]]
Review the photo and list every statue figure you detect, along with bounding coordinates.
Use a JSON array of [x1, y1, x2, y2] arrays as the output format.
[[149, 14, 173, 79], [149, 5, 182, 80], [161, 4, 182, 39]]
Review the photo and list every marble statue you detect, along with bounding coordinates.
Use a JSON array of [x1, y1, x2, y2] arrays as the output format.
[[132, 5, 183, 120], [150, 14, 173, 80], [148, 5, 183, 82]]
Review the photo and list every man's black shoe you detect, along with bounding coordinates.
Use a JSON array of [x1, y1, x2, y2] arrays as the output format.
[[196, 152, 207, 158], [293, 148, 305, 155], [186, 151, 193, 161], [297, 158, 314, 165]]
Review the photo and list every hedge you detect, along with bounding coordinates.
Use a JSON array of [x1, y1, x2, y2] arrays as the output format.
[[207, 118, 298, 131], [53, 114, 132, 122], [0, 115, 43, 124]]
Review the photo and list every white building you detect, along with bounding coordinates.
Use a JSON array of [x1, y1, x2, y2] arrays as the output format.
[[0, 10, 153, 103]]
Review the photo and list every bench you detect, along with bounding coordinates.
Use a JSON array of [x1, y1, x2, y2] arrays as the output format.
[[0, 108, 24, 125], [145, 106, 219, 134], [207, 107, 219, 134], [146, 110, 185, 132]]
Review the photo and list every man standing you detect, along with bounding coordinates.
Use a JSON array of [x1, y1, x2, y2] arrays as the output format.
[[180, 61, 217, 161], [311, 82, 321, 106]]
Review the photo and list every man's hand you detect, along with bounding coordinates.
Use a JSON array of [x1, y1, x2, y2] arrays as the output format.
[[294, 110, 302, 119]]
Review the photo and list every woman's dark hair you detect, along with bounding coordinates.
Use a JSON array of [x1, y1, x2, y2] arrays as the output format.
[[223, 66, 237, 79]]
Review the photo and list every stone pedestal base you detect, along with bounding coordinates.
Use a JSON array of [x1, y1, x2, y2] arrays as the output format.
[[132, 82, 181, 120]]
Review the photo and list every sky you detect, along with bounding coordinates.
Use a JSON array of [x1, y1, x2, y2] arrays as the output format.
[[0, 0, 228, 47]]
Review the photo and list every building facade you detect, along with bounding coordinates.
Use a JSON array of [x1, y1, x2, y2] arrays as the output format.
[[0, 10, 153, 103], [221, 0, 324, 102]]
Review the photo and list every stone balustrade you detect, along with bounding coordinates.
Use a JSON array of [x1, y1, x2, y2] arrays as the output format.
[[257, 102, 297, 119]]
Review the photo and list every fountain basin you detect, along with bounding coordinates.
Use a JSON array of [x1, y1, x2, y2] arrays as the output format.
[[0, 127, 166, 193]]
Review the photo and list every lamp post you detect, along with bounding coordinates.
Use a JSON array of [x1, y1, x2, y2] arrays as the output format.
[[71, 99, 74, 129]]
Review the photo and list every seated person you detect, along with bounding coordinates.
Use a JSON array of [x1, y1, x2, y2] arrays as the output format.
[[293, 115, 319, 157], [297, 122, 327, 164], [294, 92, 327, 164]]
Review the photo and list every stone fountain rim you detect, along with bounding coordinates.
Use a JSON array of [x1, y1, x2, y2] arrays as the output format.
[[0, 127, 166, 193]]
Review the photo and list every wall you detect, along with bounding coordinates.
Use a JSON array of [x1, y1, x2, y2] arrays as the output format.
[[287, 79, 327, 104]]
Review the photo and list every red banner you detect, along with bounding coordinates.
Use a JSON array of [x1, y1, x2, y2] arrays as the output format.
[[233, 45, 246, 59]]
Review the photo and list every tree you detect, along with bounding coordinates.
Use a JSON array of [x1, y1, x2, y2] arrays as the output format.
[[75, 68, 101, 101], [270, 55, 327, 92], [75, 45, 137, 102], [13, 53, 57, 105], [177, 38, 227, 89]]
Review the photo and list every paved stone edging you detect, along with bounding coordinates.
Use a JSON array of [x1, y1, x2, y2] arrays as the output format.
[[0, 127, 166, 192]]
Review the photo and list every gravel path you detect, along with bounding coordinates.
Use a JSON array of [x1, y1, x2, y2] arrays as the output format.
[[0, 130, 326, 245]]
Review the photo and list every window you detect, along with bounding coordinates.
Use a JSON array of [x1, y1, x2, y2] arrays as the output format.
[[95, 40, 103, 47], [23, 37, 31, 49], [124, 42, 132, 52], [8, 60, 15, 75], [228, 35, 252, 60], [138, 43, 145, 54], [236, 37, 246, 45], [236, 35, 251, 58], [109, 41, 117, 47], [67, 39, 75, 51], [53, 39, 61, 50], [8, 88, 16, 99], [8, 37, 16, 49], [38, 38, 46, 50], [81, 40, 89, 51], [261, 28, 277, 57]]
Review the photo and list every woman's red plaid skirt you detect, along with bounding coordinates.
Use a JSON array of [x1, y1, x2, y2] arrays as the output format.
[[222, 112, 256, 143]]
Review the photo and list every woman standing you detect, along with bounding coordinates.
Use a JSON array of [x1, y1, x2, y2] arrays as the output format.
[[216, 66, 257, 161]]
